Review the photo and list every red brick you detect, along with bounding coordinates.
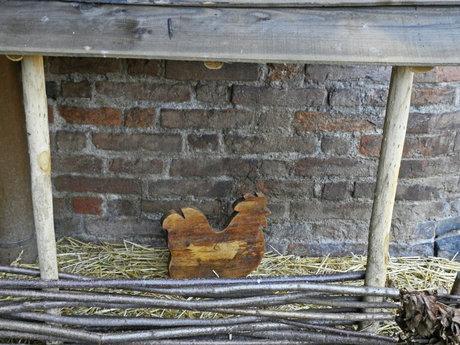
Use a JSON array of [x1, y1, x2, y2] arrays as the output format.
[[48, 104, 54, 124], [126, 59, 161, 76], [108, 158, 163, 175], [161, 109, 252, 129], [396, 184, 440, 201], [414, 66, 460, 83], [233, 86, 326, 108], [53, 155, 103, 174], [411, 87, 455, 106], [72, 196, 102, 215], [48, 57, 122, 74], [54, 176, 140, 194], [255, 179, 314, 198], [142, 198, 223, 216], [165, 61, 259, 81], [294, 111, 375, 133], [61, 81, 91, 98], [321, 134, 353, 156], [92, 133, 181, 152], [95, 81, 190, 102], [267, 64, 304, 85], [59, 107, 122, 126], [359, 134, 453, 157], [124, 107, 155, 128], [329, 89, 361, 107]]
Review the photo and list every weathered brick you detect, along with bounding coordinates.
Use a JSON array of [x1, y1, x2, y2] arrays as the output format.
[[321, 134, 353, 156], [60, 107, 122, 126], [188, 134, 219, 152], [408, 112, 460, 134], [107, 199, 140, 217], [224, 134, 317, 154], [72, 196, 103, 215], [396, 184, 441, 201], [54, 176, 140, 194], [196, 83, 229, 103], [322, 182, 350, 201], [142, 198, 223, 217], [55, 131, 86, 152], [253, 110, 293, 134], [359, 134, 452, 157], [48, 57, 122, 74], [353, 181, 375, 199], [48, 104, 54, 124], [160, 109, 252, 130], [53, 197, 71, 218], [305, 64, 391, 82], [126, 59, 161, 76], [329, 89, 361, 107], [124, 107, 155, 128], [53, 155, 103, 174], [92, 133, 181, 152], [165, 61, 259, 81], [84, 219, 165, 245], [46, 81, 58, 100], [95, 81, 190, 102], [232, 86, 326, 108], [294, 158, 375, 177], [291, 200, 372, 221], [400, 156, 459, 178], [108, 158, 163, 175], [170, 158, 289, 178], [267, 64, 304, 87], [255, 179, 314, 199], [61, 81, 91, 98], [294, 111, 375, 133], [411, 87, 456, 106], [414, 66, 460, 83], [147, 179, 232, 198]]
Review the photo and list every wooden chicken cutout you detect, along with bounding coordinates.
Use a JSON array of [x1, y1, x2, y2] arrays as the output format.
[[162, 193, 270, 279]]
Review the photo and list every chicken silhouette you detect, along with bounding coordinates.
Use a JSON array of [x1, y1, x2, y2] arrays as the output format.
[[162, 193, 270, 279]]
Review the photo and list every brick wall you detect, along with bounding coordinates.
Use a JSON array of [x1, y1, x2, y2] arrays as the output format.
[[45, 58, 460, 257]]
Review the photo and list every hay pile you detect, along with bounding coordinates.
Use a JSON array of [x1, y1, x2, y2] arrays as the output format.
[[8, 238, 460, 336]]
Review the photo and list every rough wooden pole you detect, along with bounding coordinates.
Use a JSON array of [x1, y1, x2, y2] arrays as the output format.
[[450, 272, 460, 296], [365, 66, 414, 290], [21, 56, 58, 281]]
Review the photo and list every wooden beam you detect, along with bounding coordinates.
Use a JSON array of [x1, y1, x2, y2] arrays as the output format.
[[1, 1, 460, 65], [21, 56, 58, 281], [39, 0, 460, 7]]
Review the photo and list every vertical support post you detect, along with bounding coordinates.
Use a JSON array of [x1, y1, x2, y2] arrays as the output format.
[[365, 66, 414, 290], [450, 272, 460, 296], [21, 56, 58, 281]]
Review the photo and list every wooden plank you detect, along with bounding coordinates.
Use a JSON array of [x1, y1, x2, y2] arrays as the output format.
[[21, 55, 59, 281], [0, 1, 460, 65], [35, 0, 460, 8]]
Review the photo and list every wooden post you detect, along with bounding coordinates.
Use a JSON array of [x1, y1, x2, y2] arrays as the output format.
[[451, 272, 460, 296], [21, 56, 58, 281], [365, 66, 414, 290]]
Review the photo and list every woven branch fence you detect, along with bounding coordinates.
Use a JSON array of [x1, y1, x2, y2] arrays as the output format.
[[0, 265, 458, 344]]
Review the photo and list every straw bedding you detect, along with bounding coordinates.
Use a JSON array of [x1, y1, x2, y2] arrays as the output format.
[[5, 238, 460, 337]]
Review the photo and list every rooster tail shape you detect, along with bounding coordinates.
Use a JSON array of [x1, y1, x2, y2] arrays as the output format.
[[161, 192, 270, 278]]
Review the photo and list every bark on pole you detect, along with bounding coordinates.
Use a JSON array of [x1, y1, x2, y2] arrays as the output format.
[[365, 66, 414, 289], [21, 56, 58, 280], [0, 57, 37, 264]]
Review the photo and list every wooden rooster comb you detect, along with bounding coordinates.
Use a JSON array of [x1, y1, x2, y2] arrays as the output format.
[[162, 192, 270, 279]]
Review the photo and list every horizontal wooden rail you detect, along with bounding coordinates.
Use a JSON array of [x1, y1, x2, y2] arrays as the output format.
[[1, 1, 460, 64]]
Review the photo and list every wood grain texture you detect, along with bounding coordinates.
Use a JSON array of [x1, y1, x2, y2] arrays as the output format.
[[1, 1, 460, 65], [34, 0, 460, 7], [162, 193, 269, 279]]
